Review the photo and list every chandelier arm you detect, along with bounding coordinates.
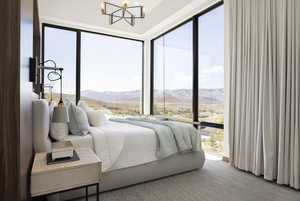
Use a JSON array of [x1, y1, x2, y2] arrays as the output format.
[[124, 9, 135, 17], [126, 7, 144, 18], [109, 15, 142, 19], [105, 2, 123, 9], [127, 6, 143, 9], [124, 17, 133, 26], [106, 14, 138, 19], [124, 16, 142, 19], [110, 8, 123, 15], [110, 15, 124, 24]]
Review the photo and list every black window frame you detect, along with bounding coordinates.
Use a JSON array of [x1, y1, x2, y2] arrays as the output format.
[[150, 1, 224, 129], [42, 23, 145, 114]]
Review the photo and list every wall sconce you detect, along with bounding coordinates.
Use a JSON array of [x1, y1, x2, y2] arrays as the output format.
[[29, 57, 65, 107]]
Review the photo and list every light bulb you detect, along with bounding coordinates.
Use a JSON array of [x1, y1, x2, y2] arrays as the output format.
[[123, 0, 129, 8]]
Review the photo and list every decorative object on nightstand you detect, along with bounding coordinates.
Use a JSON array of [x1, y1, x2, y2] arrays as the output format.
[[31, 148, 102, 201], [50, 141, 74, 161]]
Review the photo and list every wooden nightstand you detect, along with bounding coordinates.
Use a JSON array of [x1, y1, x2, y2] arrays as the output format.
[[31, 148, 101, 201]]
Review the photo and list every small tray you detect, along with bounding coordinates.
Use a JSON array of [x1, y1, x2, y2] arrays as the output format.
[[47, 150, 80, 165]]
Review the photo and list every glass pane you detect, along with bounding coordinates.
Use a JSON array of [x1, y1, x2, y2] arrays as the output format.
[[80, 32, 143, 116], [200, 127, 224, 159], [44, 27, 77, 103], [153, 21, 193, 119], [198, 5, 224, 156]]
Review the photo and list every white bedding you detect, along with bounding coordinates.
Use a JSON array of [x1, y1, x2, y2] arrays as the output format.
[[65, 134, 94, 150], [89, 121, 158, 172]]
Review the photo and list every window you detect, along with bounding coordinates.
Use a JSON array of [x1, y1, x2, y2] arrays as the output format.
[[43, 27, 77, 103], [153, 22, 193, 119], [151, 3, 224, 158], [42, 25, 144, 115], [198, 5, 224, 124], [80, 32, 143, 115], [198, 5, 224, 155]]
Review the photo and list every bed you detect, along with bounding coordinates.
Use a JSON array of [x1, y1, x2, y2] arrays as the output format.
[[32, 100, 205, 200]]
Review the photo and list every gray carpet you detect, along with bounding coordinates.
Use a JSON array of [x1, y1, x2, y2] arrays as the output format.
[[81, 160, 300, 201]]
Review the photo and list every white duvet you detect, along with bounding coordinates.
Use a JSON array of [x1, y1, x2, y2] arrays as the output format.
[[89, 121, 157, 172]]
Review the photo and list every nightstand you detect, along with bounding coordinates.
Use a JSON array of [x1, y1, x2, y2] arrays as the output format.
[[31, 148, 101, 201]]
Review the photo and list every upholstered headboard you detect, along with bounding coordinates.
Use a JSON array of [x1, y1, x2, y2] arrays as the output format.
[[32, 99, 52, 153]]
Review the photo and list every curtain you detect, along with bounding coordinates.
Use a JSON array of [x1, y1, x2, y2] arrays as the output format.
[[225, 0, 300, 189]]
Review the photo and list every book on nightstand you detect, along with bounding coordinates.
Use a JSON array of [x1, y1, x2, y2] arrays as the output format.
[[51, 141, 74, 160]]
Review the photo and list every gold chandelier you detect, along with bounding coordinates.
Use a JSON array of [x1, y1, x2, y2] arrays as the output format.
[[101, 0, 145, 26]]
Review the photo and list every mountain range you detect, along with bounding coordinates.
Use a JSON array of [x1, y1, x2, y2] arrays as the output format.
[[81, 88, 224, 104]]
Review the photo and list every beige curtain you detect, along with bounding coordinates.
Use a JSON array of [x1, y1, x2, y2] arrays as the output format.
[[225, 0, 300, 189]]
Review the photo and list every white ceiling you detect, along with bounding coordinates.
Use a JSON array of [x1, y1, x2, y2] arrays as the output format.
[[38, 0, 217, 39]]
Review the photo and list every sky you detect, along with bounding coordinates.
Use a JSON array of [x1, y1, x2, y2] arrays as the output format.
[[44, 28, 143, 94], [44, 5, 224, 94], [80, 32, 143, 92], [44, 27, 77, 94], [154, 5, 224, 90]]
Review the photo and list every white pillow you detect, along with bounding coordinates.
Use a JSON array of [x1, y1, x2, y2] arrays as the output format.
[[50, 122, 68, 141], [78, 100, 92, 113], [33, 100, 52, 153], [87, 110, 107, 127], [68, 102, 90, 135]]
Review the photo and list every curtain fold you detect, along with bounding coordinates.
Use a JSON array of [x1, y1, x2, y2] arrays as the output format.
[[225, 0, 300, 189]]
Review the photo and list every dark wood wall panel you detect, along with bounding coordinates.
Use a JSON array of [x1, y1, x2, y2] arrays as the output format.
[[0, 0, 34, 200], [0, 0, 21, 200], [33, 0, 41, 94]]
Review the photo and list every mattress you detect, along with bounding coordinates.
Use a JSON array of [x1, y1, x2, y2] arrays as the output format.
[[90, 121, 158, 172]]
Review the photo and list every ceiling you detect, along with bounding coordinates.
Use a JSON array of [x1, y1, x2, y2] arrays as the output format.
[[38, 0, 215, 39]]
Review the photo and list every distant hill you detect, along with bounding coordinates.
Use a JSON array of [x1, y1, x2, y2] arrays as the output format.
[[81, 90, 141, 103], [81, 88, 224, 104]]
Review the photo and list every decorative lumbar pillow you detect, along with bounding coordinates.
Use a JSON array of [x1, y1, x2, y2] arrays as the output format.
[[68, 102, 90, 135], [50, 122, 68, 141], [87, 110, 107, 127], [77, 100, 92, 113]]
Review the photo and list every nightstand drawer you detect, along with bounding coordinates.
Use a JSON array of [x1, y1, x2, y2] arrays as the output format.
[[31, 163, 101, 196]]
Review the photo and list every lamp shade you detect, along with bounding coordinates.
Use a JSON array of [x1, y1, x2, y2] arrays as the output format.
[[52, 106, 68, 123]]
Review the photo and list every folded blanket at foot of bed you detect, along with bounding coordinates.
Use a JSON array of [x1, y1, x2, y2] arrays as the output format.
[[110, 118, 200, 159]]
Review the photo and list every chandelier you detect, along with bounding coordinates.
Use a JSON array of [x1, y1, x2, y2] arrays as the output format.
[[101, 0, 145, 26]]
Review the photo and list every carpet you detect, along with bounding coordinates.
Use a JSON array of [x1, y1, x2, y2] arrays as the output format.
[[80, 160, 300, 201]]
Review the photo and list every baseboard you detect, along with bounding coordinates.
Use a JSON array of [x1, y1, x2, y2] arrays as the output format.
[[222, 156, 230, 163]]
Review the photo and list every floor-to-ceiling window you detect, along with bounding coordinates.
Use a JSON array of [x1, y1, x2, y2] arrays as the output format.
[[198, 5, 224, 157], [80, 32, 143, 115], [153, 21, 193, 119], [151, 3, 224, 159], [43, 25, 144, 115], [43, 26, 77, 103]]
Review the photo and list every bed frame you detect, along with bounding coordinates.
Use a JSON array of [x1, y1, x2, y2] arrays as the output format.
[[33, 100, 205, 201]]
